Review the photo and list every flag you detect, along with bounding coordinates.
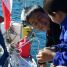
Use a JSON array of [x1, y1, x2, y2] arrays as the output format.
[[2, 0, 12, 31], [16, 37, 31, 58]]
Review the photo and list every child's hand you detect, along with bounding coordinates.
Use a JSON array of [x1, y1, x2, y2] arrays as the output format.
[[36, 48, 55, 63]]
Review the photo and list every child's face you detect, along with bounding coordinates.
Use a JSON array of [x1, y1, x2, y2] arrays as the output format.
[[48, 11, 65, 24], [28, 12, 50, 31]]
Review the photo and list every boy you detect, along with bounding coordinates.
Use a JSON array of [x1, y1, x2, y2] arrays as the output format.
[[37, 0, 67, 66], [26, 5, 61, 67], [0, 16, 9, 67]]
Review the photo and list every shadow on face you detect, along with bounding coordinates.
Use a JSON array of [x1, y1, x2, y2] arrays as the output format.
[[27, 12, 50, 31]]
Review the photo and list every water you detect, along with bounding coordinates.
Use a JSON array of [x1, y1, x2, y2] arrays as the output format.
[[0, 0, 44, 22], [0, 0, 46, 53], [31, 30, 46, 58], [0, 0, 50, 67]]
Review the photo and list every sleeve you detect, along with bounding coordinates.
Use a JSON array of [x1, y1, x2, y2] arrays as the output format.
[[53, 30, 67, 66], [0, 31, 6, 50], [0, 31, 9, 65]]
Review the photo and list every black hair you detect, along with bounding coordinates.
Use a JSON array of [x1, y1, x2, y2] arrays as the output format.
[[45, 0, 67, 16], [26, 5, 45, 21]]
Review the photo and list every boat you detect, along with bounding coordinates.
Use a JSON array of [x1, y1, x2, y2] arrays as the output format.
[[0, 0, 44, 66], [0, 20, 38, 67]]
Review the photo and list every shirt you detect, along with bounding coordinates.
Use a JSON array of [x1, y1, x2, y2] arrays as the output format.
[[0, 31, 9, 66], [53, 16, 67, 66]]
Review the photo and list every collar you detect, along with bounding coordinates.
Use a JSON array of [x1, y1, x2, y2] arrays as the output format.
[[61, 16, 67, 29]]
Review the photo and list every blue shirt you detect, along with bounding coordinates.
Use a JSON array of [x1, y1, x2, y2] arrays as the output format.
[[53, 16, 67, 66]]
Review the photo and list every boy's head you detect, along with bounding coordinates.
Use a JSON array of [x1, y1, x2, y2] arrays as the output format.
[[45, 0, 67, 24], [26, 5, 50, 31]]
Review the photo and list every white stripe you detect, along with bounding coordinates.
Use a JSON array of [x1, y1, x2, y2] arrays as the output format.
[[10, 0, 13, 13], [2, 0, 12, 13]]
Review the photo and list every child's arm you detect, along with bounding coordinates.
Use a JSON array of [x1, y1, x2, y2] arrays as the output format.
[[36, 48, 56, 63]]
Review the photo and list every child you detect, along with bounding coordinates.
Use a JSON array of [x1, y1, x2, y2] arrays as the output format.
[[37, 0, 67, 66], [0, 16, 9, 67], [26, 5, 61, 47], [26, 5, 50, 67], [26, 5, 61, 67]]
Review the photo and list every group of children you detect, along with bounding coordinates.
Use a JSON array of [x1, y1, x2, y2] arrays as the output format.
[[0, 0, 67, 67], [26, 0, 67, 66], [37, 0, 67, 66]]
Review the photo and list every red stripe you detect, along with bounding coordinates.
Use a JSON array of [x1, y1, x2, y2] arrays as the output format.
[[2, 1, 10, 31]]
